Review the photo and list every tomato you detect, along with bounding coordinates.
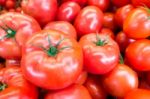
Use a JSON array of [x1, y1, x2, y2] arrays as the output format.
[[114, 4, 134, 28], [21, 0, 58, 26], [100, 28, 115, 39], [62, 0, 87, 7], [111, 0, 131, 7], [75, 70, 88, 85], [115, 31, 135, 53], [57, 1, 81, 22], [0, 0, 5, 6], [0, 66, 38, 99], [125, 39, 150, 71], [131, 0, 150, 8], [123, 7, 150, 39], [21, 30, 83, 90], [74, 6, 103, 38], [5, 0, 15, 9], [87, 0, 110, 12], [124, 89, 150, 99], [5, 59, 20, 67], [45, 85, 92, 99], [84, 75, 107, 99], [0, 12, 41, 60], [103, 12, 116, 31], [102, 64, 138, 98], [79, 33, 119, 74], [44, 21, 77, 39]]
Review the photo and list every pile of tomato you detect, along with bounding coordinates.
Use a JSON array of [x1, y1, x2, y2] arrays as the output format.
[[0, 0, 150, 99]]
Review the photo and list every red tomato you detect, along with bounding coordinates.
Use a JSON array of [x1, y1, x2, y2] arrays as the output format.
[[123, 7, 150, 39], [5, 0, 15, 9], [87, 0, 110, 12], [45, 85, 92, 99], [111, 0, 131, 7], [102, 64, 138, 98], [75, 70, 88, 85], [131, 0, 150, 8], [74, 6, 103, 38], [44, 21, 77, 39], [115, 31, 135, 53], [0, 66, 38, 99], [79, 33, 119, 74], [57, 1, 81, 22], [0, 12, 41, 60], [124, 89, 150, 99], [21, 30, 83, 90], [0, 0, 5, 6], [100, 28, 115, 39], [21, 0, 58, 26], [103, 12, 116, 31], [84, 75, 107, 99], [114, 4, 134, 28], [62, 0, 87, 7], [5, 59, 20, 67], [125, 39, 150, 71]]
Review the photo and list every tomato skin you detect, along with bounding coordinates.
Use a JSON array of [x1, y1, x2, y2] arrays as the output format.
[[131, 0, 150, 8], [21, 30, 83, 90], [114, 4, 134, 28], [0, 0, 5, 5], [75, 70, 88, 85], [44, 21, 77, 39], [102, 64, 138, 98], [45, 85, 92, 99], [0, 66, 38, 99], [115, 31, 135, 53], [125, 39, 150, 71], [57, 1, 81, 22], [123, 7, 150, 39], [87, 0, 110, 12], [100, 28, 115, 39], [21, 0, 58, 26], [84, 75, 107, 99], [62, 0, 87, 7], [74, 6, 104, 38], [103, 12, 116, 31], [124, 89, 150, 99], [5, 0, 15, 9], [0, 12, 41, 60], [79, 33, 119, 74], [5, 59, 20, 67], [111, 0, 131, 7]]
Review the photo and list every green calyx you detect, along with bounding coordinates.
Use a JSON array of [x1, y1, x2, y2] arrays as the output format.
[[47, 46, 58, 57], [95, 39, 107, 46], [0, 83, 7, 91]]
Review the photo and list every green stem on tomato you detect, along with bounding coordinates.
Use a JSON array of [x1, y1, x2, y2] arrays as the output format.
[[0, 83, 7, 91], [119, 54, 124, 64]]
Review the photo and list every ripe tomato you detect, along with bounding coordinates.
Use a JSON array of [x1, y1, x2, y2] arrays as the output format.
[[21, 0, 58, 26], [75, 70, 88, 85], [84, 75, 107, 99], [131, 0, 150, 8], [114, 4, 134, 28], [79, 33, 119, 74], [5, 59, 20, 67], [0, 66, 38, 99], [103, 12, 116, 31], [62, 0, 87, 7], [44, 21, 77, 39], [5, 0, 15, 9], [21, 30, 83, 90], [125, 39, 150, 71], [57, 1, 81, 22], [123, 7, 150, 39], [100, 28, 115, 39], [124, 89, 150, 99], [111, 0, 131, 7], [102, 64, 138, 98], [0, 12, 41, 60], [115, 31, 135, 53], [74, 6, 103, 38], [0, 0, 5, 6], [87, 0, 110, 12], [45, 85, 92, 99]]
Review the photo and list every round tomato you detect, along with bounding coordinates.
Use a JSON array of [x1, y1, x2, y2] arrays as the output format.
[[74, 6, 104, 38], [79, 33, 119, 74], [102, 64, 138, 98], [44, 21, 77, 39], [0, 66, 38, 99], [123, 7, 150, 39], [125, 39, 150, 71], [21, 0, 58, 26], [21, 30, 83, 90], [57, 1, 81, 22], [0, 12, 41, 60]]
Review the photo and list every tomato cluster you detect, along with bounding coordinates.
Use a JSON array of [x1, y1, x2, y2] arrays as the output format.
[[0, 0, 150, 99]]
